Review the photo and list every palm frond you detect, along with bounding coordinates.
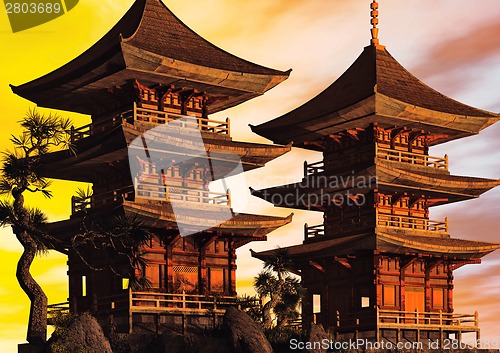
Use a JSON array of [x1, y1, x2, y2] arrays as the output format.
[[0, 201, 15, 227]]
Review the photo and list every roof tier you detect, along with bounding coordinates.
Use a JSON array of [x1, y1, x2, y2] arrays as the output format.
[[39, 123, 291, 182], [251, 160, 500, 211], [10, 0, 290, 115], [251, 229, 500, 262], [251, 44, 499, 148], [46, 200, 292, 247]]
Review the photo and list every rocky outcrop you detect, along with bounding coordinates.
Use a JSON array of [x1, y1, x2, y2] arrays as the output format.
[[223, 306, 273, 353], [306, 323, 328, 353], [47, 313, 112, 353]]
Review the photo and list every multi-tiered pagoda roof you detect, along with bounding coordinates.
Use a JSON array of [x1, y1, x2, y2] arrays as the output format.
[[251, 45, 499, 148], [11, 0, 290, 115]]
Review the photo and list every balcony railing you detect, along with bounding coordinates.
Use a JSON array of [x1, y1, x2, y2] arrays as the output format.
[[71, 184, 231, 214], [377, 211, 448, 233], [302, 146, 448, 178], [378, 309, 478, 328], [304, 223, 325, 240], [48, 291, 261, 331], [335, 308, 479, 344], [69, 103, 230, 143], [303, 161, 324, 177], [376, 144, 448, 171], [136, 183, 231, 207], [123, 103, 230, 135], [71, 186, 135, 214]]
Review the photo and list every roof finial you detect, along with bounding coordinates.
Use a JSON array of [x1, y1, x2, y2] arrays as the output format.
[[370, 0, 379, 45]]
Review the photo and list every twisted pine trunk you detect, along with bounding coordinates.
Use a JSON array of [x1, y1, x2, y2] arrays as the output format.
[[13, 189, 47, 346]]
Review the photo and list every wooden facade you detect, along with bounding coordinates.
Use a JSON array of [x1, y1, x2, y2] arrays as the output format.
[[12, 0, 292, 333], [252, 38, 500, 343]]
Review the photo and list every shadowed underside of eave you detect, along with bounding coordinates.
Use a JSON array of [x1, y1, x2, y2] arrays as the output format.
[[38, 125, 291, 182], [45, 200, 292, 241], [251, 231, 500, 261], [251, 162, 500, 209]]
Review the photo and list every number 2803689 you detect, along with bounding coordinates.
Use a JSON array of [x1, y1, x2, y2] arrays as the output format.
[[5, 2, 62, 14]]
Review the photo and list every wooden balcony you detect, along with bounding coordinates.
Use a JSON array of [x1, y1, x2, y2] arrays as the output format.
[[376, 144, 448, 171], [123, 103, 230, 135], [377, 211, 448, 234], [49, 290, 261, 333], [136, 183, 231, 207], [303, 146, 448, 178], [71, 184, 231, 215], [378, 309, 478, 329], [334, 308, 479, 344], [70, 103, 230, 143]]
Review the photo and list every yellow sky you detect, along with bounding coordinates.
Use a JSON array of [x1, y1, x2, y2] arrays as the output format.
[[1, 0, 500, 351]]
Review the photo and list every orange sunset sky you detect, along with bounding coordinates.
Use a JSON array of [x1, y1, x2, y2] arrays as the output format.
[[1, 0, 500, 351]]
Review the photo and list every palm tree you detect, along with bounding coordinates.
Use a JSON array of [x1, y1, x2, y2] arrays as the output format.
[[254, 248, 304, 329], [0, 109, 72, 345]]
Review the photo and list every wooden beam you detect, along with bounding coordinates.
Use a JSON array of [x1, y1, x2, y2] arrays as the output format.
[[303, 140, 326, 149], [409, 130, 425, 145], [156, 84, 175, 111], [309, 260, 326, 273], [391, 192, 408, 206], [426, 134, 449, 144], [334, 257, 352, 270], [408, 195, 425, 208]]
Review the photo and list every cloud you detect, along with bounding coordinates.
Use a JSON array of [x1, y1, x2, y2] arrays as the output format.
[[408, 19, 500, 101]]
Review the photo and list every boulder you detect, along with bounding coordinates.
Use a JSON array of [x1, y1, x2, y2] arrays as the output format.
[[223, 306, 273, 353], [47, 313, 112, 353], [307, 323, 328, 353]]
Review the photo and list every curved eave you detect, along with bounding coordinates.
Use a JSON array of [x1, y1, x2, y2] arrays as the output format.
[[9, 0, 146, 112], [252, 92, 499, 148], [121, 42, 290, 96], [251, 44, 498, 148], [251, 234, 371, 262], [375, 94, 500, 145], [377, 232, 500, 259], [124, 200, 293, 237], [377, 160, 500, 197], [38, 124, 291, 182], [10, 0, 290, 115], [124, 123, 292, 171]]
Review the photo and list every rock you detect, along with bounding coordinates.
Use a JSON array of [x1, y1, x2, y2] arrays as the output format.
[[223, 306, 273, 353], [47, 313, 112, 353], [307, 323, 328, 353]]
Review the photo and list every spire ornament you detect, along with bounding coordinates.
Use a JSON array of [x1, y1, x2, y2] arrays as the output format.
[[370, 0, 380, 45]]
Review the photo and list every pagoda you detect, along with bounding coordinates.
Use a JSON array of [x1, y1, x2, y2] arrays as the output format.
[[11, 0, 292, 333], [251, 1, 500, 344]]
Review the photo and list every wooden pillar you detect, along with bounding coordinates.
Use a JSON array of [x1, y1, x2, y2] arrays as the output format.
[[374, 253, 382, 307], [399, 257, 406, 312], [228, 239, 236, 296], [199, 235, 217, 295], [447, 262, 454, 312], [199, 245, 207, 295], [166, 234, 181, 293], [425, 266, 431, 312], [425, 259, 443, 312], [201, 95, 209, 119]]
